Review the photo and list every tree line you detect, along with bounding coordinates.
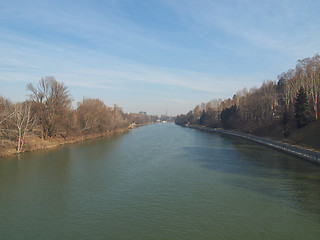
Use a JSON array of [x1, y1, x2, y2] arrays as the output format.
[[0, 77, 152, 155], [176, 53, 320, 136]]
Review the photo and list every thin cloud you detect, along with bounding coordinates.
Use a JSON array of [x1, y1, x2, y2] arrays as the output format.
[[1, 0, 320, 114], [0, 32, 247, 97], [165, 0, 320, 57]]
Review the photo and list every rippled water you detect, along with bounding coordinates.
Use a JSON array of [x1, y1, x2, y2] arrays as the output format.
[[1, 123, 320, 239]]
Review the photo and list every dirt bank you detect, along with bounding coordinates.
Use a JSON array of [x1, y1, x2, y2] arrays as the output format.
[[0, 128, 130, 159]]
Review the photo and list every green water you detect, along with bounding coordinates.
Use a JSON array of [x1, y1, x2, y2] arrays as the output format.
[[1, 123, 320, 239]]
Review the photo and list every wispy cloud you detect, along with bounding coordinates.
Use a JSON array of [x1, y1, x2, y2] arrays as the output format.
[[1, 0, 319, 114], [0, 32, 251, 96], [165, 0, 320, 57]]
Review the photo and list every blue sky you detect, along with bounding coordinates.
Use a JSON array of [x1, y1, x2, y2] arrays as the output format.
[[1, 0, 320, 115]]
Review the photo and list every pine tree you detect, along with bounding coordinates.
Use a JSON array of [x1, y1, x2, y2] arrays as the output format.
[[282, 110, 290, 136], [294, 87, 310, 128]]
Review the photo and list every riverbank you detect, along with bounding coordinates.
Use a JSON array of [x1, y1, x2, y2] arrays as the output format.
[[262, 120, 320, 151], [187, 124, 320, 164], [3, 123, 320, 239], [0, 127, 130, 159]]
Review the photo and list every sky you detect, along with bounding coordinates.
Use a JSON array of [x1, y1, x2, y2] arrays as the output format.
[[1, 0, 320, 115]]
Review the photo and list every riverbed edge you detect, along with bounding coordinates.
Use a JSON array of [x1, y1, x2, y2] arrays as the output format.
[[187, 124, 320, 164], [0, 127, 131, 159]]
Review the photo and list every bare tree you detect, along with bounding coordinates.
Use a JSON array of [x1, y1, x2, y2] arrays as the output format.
[[9, 102, 36, 153], [77, 98, 111, 134], [27, 77, 72, 139], [193, 105, 201, 123], [0, 96, 14, 127], [127, 113, 150, 125], [77, 99, 128, 135], [0, 97, 13, 153], [112, 104, 128, 129], [299, 54, 320, 119]]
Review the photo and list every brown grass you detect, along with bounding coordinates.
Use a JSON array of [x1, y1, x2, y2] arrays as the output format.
[[0, 128, 130, 158], [263, 120, 320, 152]]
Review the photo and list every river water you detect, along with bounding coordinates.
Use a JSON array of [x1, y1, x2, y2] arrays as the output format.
[[1, 123, 320, 239]]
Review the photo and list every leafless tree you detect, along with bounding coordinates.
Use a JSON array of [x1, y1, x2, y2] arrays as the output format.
[[299, 54, 320, 119], [0, 97, 13, 153], [27, 77, 72, 139], [193, 105, 201, 123], [77, 98, 112, 134], [9, 102, 36, 153], [111, 104, 128, 129]]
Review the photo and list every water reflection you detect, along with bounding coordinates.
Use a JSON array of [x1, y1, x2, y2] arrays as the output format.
[[1, 124, 320, 239], [183, 131, 320, 217]]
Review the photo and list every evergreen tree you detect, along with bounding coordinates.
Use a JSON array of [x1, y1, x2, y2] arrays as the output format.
[[199, 110, 207, 126], [220, 105, 238, 129], [282, 110, 290, 136], [294, 87, 310, 128]]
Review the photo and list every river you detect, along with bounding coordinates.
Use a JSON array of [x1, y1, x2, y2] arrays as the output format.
[[1, 123, 320, 239]]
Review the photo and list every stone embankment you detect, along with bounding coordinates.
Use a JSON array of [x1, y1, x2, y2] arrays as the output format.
[[189, 125, 320, 164]]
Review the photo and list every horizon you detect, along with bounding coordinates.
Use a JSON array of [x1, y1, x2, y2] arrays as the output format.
[[1, 0, 320, 115]]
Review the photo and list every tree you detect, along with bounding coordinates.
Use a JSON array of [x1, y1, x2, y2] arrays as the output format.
[[77, 98, 112, 134], [193, 105, 201, 123], [112, 104, 128, 129], [294, 87, 310, 128], [199, 110, 207, 126], [186, 111, 195, 124], [282, 110, 290, 137], [175, 114, 188, 125], [10, 102, 36, 153], [204, 101, 220, 127], [77, 99, 129, 135], [0, 96, 14, 128], [220, 105, 238, 129], [127, 113, 151, 125], [299, 54, 320, 120], [27, 77, 72, 139], [0, 100, 36, 153], [0, 97, 14, 153]]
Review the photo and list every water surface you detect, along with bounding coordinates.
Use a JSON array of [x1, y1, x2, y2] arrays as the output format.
[[1, 123, 320, 239]]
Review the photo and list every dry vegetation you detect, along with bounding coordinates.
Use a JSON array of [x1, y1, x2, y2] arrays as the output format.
[[0, 77, 152, 157], [176, 53, 320, 150]]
